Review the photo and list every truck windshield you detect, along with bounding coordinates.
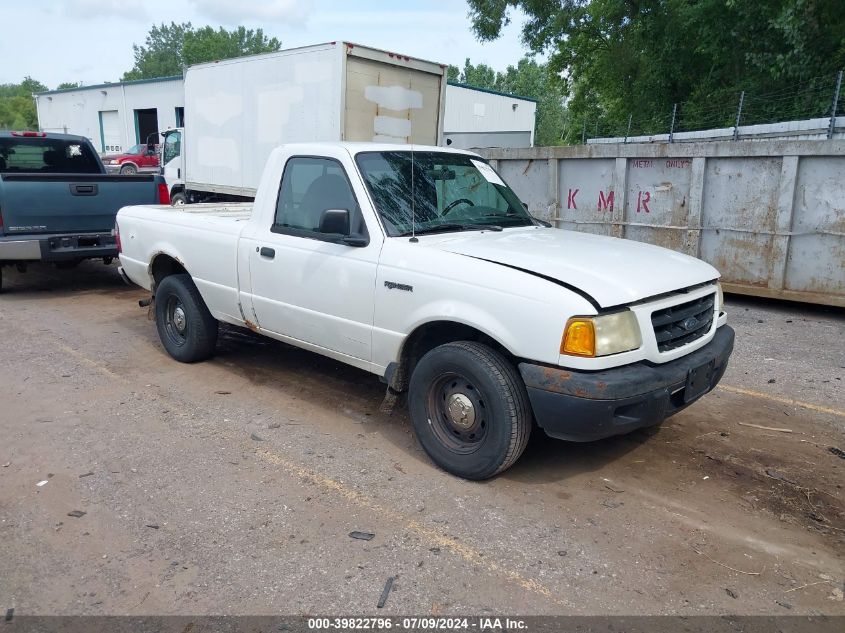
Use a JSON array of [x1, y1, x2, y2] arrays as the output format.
[[0, 137, 101, 174], [355, 151, 534, 236]]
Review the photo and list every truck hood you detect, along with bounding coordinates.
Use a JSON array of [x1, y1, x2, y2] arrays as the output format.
[[431, 228, 719, 309]]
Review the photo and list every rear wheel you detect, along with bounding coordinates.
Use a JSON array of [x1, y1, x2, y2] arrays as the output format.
[[408, 341, 532, 480], [154, 274, 218, 362], [119, 164, 137, 175]]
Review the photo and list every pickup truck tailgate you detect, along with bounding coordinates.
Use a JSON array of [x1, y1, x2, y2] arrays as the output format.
[[0, 173, 163, 235]]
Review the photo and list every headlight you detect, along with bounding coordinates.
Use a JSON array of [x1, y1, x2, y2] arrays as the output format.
[[108, 160, 118, 165], [716, 282, 724, 313], [561, 311, 642, 357]]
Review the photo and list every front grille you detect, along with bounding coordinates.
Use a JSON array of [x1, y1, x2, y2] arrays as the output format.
[[651, 293, 715, 352]]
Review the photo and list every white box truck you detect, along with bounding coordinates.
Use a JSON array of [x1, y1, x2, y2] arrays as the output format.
[[160, 42, 447, 204]]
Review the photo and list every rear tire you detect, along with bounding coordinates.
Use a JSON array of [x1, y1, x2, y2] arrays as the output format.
[[408, 341, 532, 480], [154, 274, 218, 362]]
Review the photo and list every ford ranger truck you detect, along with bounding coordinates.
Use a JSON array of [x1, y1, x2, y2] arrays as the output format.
[[116, 142, 734, 480], [0, 131, 169, 291]]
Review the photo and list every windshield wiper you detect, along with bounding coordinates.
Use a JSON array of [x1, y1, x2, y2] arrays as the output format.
[[399, 223, 502, 236]]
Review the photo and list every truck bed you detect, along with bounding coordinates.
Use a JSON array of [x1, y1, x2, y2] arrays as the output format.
[[117, 202, 255, 326], [165, 202, 254, 220]]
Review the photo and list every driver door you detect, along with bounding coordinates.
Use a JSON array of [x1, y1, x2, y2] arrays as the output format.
[[244, 155, 380, 362]]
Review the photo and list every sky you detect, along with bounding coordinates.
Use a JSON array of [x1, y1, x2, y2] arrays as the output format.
[[1, 0, 540, 88]]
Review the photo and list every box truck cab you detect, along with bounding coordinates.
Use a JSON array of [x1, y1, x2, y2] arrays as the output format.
[[162, 42, 446, 205]]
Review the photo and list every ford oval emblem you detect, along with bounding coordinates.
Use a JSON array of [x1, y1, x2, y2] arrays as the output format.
[[682, 316, 699, 331]]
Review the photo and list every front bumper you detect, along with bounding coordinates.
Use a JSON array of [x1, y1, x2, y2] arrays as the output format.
[[520, 325, 735, 442], [0, 232, 117, 262]]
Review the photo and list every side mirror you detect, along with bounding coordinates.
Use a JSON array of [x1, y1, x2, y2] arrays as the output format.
[[319, 208, 350, 235]]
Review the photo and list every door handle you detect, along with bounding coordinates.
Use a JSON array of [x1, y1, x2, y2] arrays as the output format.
[[259, 247, 275, 259]]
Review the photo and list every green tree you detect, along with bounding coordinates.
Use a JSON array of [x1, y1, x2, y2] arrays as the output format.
[[123, 22, 281, 80], [454, 58, 498, 88], [467, 0, 845, 142], [0, 76, 47, 130], [448, 57, 567, 145], [56, 82, 81, 90]]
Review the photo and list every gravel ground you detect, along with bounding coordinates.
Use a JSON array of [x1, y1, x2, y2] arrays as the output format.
[[0, 262, 843, 616]]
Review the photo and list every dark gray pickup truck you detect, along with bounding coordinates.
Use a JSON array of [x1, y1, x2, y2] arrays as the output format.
[[0, 131, 169, 291]]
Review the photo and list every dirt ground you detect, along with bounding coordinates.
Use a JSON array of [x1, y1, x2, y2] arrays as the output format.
[[0, 261, 843, 616]]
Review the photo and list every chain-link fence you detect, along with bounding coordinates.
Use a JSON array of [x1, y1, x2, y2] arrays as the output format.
[[575, 70, 843, 143]]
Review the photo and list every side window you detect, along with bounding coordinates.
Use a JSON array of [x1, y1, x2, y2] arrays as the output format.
[[163, 132, 181, 164], [273, 157, 362, 235]]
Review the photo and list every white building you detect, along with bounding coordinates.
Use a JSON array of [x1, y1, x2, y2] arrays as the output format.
[[34, 75, 537, 154], [35, 76, 184, 153], [443, 82, 537, 149]]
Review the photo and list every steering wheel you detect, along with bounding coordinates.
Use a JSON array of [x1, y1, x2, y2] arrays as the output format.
[[442, 198, 475, 216]]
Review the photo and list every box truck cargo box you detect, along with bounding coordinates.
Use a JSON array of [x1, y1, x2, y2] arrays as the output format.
[[167, 42, 446, 201]]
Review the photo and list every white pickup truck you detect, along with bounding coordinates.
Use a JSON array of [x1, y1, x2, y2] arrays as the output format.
[[117, 142, 734, 479]]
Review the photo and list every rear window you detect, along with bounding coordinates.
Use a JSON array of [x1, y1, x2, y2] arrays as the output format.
[[0, 137, 101, 174]]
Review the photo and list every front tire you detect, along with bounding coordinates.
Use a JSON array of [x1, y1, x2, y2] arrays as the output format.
[[171, 192, 187, 206], [119, 164, 137, 175], [154, 274, 218, 362], [408, 341, 532, 480]]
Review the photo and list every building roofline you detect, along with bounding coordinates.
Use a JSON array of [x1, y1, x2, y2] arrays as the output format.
[[35, 75, 183, 96], [447, 81, 539, 103]]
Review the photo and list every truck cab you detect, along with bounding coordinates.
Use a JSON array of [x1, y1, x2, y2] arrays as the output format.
[[160, 128, 185, 204]]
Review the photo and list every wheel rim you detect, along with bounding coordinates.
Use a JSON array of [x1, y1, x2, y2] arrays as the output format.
[[426, 372, 488, 453], [164, 295, 187, 346], [173, 196, 185, 206]]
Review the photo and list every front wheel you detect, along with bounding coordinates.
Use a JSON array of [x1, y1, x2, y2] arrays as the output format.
[[171, 192, 187, 206], [119, 164, 137, 175], [154, 274, 218, 362], [408, 341, 532, 480]]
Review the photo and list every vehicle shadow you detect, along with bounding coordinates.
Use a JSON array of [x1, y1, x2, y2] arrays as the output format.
[[0, 260, 139, 301], [498, 428, 654, 484], [213, 323, 647, 485], [0, 260, 134, 298]]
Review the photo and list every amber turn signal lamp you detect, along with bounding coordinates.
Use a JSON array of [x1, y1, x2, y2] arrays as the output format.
[[561, 318, 596, 357]]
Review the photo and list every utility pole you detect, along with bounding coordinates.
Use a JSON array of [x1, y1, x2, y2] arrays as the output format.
[[624, 114, 632, 143], [581, 118, 587, 144], [733, 91, 745, 141], [829, 70, 843, 139], [669, 103, 677, 143]]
